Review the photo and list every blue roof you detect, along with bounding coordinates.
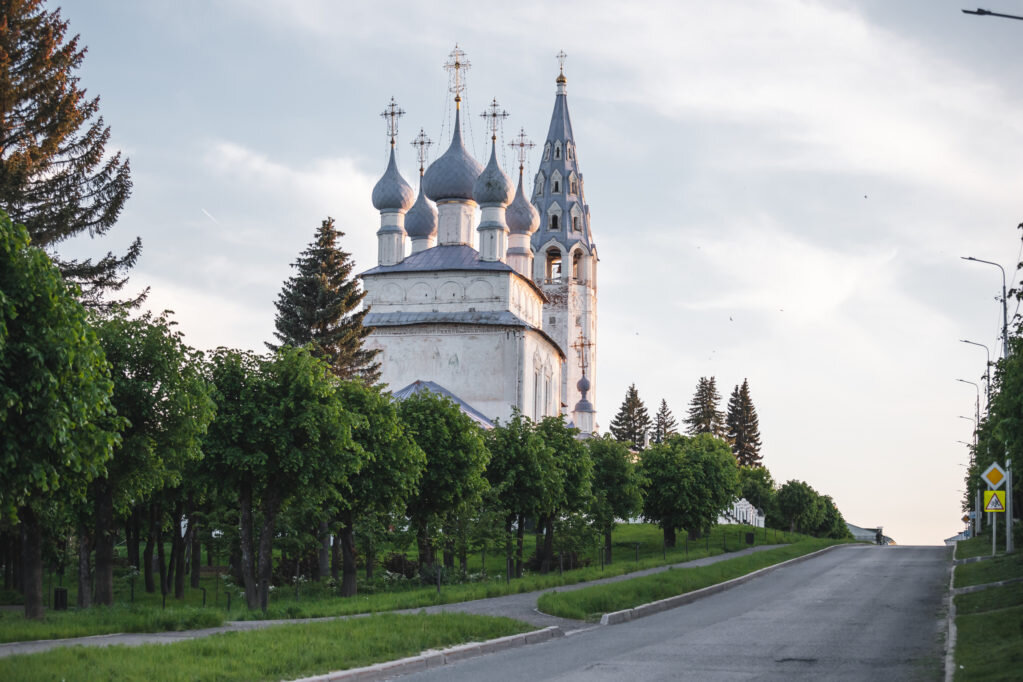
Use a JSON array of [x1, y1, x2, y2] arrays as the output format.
[[361, 244, 514, 276], [391, 380, 494, 429]]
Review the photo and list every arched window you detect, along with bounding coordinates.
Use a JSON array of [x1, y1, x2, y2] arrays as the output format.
[[555, 143, 562, 159], [567, 145, 574, 160], [572, 216, 579, 231], [546, 248, 562, 281], [572, 250, 582, 280], [570, 179, 577, 194], [550, 214, 559, 230], [553, 180, 560, 193], [543, 143, 551, 161]]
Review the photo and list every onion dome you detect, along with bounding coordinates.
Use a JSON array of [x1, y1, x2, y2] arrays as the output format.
[[423, 107, 482, 202], [473, 141, 513, 206], [372, 147, 414, 212], [575, 374, 593, 413], [577, 374, 591, 394], [404, 183, 437, 238], [507, 171, 540, 235]]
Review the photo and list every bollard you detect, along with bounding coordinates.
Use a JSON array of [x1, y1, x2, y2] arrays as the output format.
[[200, 587, 207, 608]]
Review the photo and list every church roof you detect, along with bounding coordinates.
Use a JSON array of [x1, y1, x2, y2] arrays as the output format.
[[371, 146, 415, 212], [391, 380, 494, 429], [361, 244, 512, 275], [422, 106, 483, 202]]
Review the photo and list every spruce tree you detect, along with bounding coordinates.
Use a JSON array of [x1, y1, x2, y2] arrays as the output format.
[[608, 383, 651, 447], [268, 217, 380, 383], [726, 379, 763, 466], [0, 1, 139, 308], [684, 376, 725, 438], [651, 399, 678, 444]]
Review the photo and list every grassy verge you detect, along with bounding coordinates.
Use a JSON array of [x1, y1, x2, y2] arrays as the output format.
[[953, 550, 1023, 589], [537, 538, 843, 621], [0, 605, 222, 643], [0, 612, 532, 682]]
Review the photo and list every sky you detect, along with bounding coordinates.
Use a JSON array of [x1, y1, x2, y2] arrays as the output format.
[[54, 0, 1023, 545]]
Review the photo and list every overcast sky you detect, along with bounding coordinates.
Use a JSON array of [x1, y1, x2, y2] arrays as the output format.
[[56, 0, 1023, 545]]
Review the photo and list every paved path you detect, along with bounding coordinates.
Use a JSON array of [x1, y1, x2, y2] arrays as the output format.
[[0, 544, 784, 658], [401, 544, 951, 681]]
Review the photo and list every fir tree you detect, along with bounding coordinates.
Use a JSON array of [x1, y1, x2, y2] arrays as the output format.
[[608, 383, 651, 447], [726, 379, 763, 467], [684, 376, 725, 438], [268, 217, 380, 383], [650, 399, 678, 444], [0, 1, 139, 308]]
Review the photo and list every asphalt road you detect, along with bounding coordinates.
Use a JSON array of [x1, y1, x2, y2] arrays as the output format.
[[398, 544, 950, 681]]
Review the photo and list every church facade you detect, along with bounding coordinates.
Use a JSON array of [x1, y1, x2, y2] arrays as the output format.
[[360, 51, 597, 433]]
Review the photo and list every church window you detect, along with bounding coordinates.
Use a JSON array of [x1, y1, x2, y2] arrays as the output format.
[[572, 250, 582, 280], [534, 371, 542, 420], [546, 248, 562, 281], [567, 144, 574, 160], [553, 180, 560, 193], [570, 178, 577, 194], [572, 216, 579, 231], [550, 214, 559, 230], [555, 143, 561, 159]]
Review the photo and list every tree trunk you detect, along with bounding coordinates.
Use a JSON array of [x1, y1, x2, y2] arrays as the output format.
[[663, 526, 676, 548], [317, 518, 329, 581], [330, 531, 340, 582], [93, 478, 115, 605], [256, 492, 279, 613], [77, 531, 92, 608], [540, 515, 555, 574], [442, 524, 454, 570], [206, 540, 214, 567], [21, 507, 44, 619], [364, 535, 375, 581], [604, 529, 613, 564], [172, 501, 187, 599], [238, 483, 259, 610], [143, 505, 156, 593], [340, 518, 357, 597], [515, 513, 525, 578], [504, 515, 514, 579], [415, 521, 433, 569], [190, 519, 202, 589], [125, 508, 141, 571]]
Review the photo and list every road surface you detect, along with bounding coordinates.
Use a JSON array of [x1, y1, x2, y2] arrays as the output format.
[[399, 544, 950, 681]]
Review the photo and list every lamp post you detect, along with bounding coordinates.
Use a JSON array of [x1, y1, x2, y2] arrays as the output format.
[[959, 415, 978, 447], [960, 339, 992, 404], [961, 257, 1010, 360], [956, 379, 981, 428]]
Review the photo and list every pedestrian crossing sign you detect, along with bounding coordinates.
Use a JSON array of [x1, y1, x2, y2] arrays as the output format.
[[984, 490, 1006, 513]]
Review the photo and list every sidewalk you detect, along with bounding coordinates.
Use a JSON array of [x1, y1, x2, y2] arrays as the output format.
[[0, 543, 784, 658]]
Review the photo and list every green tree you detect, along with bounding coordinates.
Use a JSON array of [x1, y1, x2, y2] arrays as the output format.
[[203, 346, 361, 611], [334, 380, 425, 597], [640, 434, 739, 546], [776, 480, 825, 534], [588, 435, 642, 563], [726, 379, 763, 467], [0, 1, 139, 307], [397, 391, 489, 571], [738, 465, 777, 525], [609, 383, 651, 447], [268, 217, 380, 383], [91, 310, 214, 604], [0, 211, 121, 618], [685, 377, 725, 438], [813, 495, 852, 539], [485, 411, 551, 578], [651, 399, 678, 445], [534, 416, 593, 573]]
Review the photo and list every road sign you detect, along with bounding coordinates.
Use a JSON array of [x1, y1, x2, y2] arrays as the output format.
[[984, 490, 1006, 513], [981, 462, 1007, 489], [962, 514, 970, 524]]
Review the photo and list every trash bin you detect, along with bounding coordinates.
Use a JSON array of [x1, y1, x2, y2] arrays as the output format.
[[745, 532, 755, 545], [53, 587, 68, 611]]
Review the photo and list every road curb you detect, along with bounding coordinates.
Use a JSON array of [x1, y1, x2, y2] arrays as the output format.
[[950, 575, 1023, 596], [288, 625, 564, 681], [945, 559, 957, 682], [599, 544, 845, 626]]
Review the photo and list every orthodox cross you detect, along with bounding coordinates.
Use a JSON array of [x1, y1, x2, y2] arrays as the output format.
[[444, 44, 470, 102], [508, 128, 535, 172], [380, 97, 405, 147], [480, 98, 508, 142], [570, 329, 593, 377], [410, 128, 432, 176], [556, 50, 567, 76]]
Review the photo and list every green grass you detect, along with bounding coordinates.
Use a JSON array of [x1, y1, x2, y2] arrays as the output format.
[[537, 538, 843, 621], [955, 522, 1023, 560], [954, 551, 1023, 589], [954, 604, 1023, 681], [0, 604, 222, 643], [955, 581, 1023, 616], [0, 612, 533, 682]]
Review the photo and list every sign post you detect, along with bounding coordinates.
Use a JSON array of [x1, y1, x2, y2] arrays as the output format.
[[1007, 459, 1013, 554], [982, 463, 1007, 557]]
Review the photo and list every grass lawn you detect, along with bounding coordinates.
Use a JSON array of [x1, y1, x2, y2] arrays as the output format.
[[0, 524, 806, 642], [953, 551, 1023, 589], [0, 612, 533, 682], [537, 538, 844, 621]]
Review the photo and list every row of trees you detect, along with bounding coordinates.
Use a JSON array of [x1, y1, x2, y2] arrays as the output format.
[[608, 378, 763, 466]]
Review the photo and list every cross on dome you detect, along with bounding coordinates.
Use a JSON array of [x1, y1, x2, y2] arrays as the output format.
[[480, 98, 508, 142], [556, 50, 567, 75], [380, 97, 405, 147], [410, 128, 433, 175], [508, 128, 535, 172], [444, 44, 471, 103]]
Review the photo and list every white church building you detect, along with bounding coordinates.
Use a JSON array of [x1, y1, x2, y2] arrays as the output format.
[[360, 49, 597, 433]]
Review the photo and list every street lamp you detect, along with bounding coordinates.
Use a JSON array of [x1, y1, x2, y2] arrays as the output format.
[[956, 378, 981, 428], [961, 256, 1010, 359], [958, 415, 978, 447], [960, 339, 992, 404]]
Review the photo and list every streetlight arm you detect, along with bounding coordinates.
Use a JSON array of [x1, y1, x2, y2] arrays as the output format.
[[962, 8, 1023, 20], [962, 256, 1011, 359]]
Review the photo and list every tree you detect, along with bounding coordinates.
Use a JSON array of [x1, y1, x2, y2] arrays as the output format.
[[738, 465, 777, 525], [609, 383, 651, 447], [776, 480, 825, 534], [813, 495, 852, 539], [203, 346, 362, 611], [334, 380, 425, 597], [726, 379, 763, 467], [588, 435, 642, 563], [0, 210, 121, 618], [534, 416, 593, 573], [651, 399, 678, 445], [685, 376, 725, 438], [397, 391, 489, 571], [268, 217, 380, 383], [91, 310, 214, 604], [640, 434, 738, 546], [0, 1, 139, 307]]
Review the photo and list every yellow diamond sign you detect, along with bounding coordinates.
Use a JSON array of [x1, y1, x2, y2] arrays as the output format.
[[981, 462, 1006, 489], [984, 490, 1006, 513]]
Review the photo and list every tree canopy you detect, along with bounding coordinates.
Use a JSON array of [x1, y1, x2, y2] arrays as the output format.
[[726, 379, 763, 467], [609, 383, 651, 447], [651, 398, 678, 445], [684, 376, 725, 438]]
